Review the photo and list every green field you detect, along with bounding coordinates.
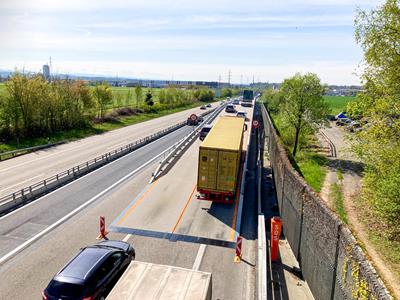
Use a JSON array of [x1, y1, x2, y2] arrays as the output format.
[[324, 95, 357, 115]]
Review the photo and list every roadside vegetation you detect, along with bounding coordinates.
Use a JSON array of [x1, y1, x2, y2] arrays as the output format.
[[347, 0, 400, 280], [262, 73, 330, 192], [330, 170, 348, 224], [0, 74, 225, 153]]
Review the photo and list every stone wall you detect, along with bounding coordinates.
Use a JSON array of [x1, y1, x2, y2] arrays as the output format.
[[260, 103, 392, 300]]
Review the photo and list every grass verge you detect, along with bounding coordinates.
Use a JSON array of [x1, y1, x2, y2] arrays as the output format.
[[330, 182, 348, 224], [354, 193, 400, 291], [297, 151, 327, 192]]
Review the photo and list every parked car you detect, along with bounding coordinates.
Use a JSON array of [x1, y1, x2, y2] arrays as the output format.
[[233, 99, 240, 105], [199, 124, 213, 141], [200, 105, 207, 110], [225, 104, 236, 113], [42, 240, 135, 300], [206, 103, 212, 108], [336, 118, 351, 126], [346, 121, 362, 132]]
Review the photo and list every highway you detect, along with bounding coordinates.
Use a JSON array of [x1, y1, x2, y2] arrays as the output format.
[[0, 105, 210, 198], [0, 103, 257, 299]]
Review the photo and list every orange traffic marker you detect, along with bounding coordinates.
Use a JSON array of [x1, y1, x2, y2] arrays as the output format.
[[96, 216, 109, 240], [234, 236, 243, 263]]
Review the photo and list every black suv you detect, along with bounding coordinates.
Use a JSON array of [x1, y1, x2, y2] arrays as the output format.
[[199, 124, 213, 140], [42, 240, 135, 300]]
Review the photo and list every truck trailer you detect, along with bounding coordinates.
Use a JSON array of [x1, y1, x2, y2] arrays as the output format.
[[197, 116, 245, 203], [107, 261, 212, 300]]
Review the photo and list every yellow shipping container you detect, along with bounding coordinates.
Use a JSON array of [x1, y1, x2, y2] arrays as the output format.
[[197, 116, 245, 202]]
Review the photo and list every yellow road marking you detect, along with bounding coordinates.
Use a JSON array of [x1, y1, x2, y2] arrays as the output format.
[[117, 181, 157, 225], [171, 184, 197, 234]]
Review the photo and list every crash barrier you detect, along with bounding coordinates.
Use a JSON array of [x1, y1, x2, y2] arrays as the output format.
[[320, 130, 337, 158], [0, 141, 67, 161], [254, 104, 267, 300], [260, 104, 392, 300], [0, 107, 218, 216], [150, 104, 225, 182]]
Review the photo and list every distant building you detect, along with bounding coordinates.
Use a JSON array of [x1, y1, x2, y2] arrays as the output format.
[[42, 64, 50, 80]]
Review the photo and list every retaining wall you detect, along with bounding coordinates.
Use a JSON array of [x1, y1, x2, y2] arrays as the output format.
[[260, 104, 391, 300]]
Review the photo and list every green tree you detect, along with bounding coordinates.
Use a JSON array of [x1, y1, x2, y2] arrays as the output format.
[[144, 89, 154, 106], [125, 89, 132, 107], [353, 0, 400, 240], [93, 83, 112, 118], [134, 85, 143, 109], [280, 73, 329, 157], [222, 88, 233, 98]]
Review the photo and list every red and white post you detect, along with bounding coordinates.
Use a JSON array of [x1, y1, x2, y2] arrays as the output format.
[[96, 216, 109, 240], [234, 236, 243, 263]]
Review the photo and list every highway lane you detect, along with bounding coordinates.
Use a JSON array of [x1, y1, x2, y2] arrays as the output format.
[[0, 125, 193, 260], [0, 104, 216, 198], [0, 104, 257, 299]]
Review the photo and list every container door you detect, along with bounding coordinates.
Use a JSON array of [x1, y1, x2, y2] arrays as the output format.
[[217, 151, 238, 192], [198, 148, 218, 190]]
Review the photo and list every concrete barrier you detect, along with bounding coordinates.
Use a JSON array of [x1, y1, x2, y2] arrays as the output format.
[[260, 103, 392, 300]]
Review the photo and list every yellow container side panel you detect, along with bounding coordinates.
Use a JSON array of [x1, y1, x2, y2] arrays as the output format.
[[217, 151, 239, 192], [198, 148, 218, 190]]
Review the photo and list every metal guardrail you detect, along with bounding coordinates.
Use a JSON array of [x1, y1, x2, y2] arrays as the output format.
[[255, 102, 267, 300], [320, 130, 337, 158], [150, 105, 224, 183], [0, 108, 218, 216], [0, 141, 67, 161]]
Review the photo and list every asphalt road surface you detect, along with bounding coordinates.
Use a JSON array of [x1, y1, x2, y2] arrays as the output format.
[[0, 104, 257, 299], [0, 105, 213, 198]]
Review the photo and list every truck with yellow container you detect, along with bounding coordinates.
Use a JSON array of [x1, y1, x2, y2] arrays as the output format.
[[197, 116, 245, 203]]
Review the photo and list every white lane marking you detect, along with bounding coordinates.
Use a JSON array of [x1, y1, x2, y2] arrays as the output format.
[[0, 145, 83, 173], [0, 129, 183, 222], [192, 244, 207, 271], [122, 234, 132, 242], [0, 140, 180, 265], [0, 173, 44, 193]]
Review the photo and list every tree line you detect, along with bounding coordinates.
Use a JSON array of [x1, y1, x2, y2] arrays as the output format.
[[0, 74, 216, 142]]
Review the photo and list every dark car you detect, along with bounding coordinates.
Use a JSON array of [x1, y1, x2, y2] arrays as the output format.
[[225, 104, 236, 113], [206, 103, 212, 108], [200, 105, 207, 110], [43, 240, 135, 300], [199, 124, 213, 140]]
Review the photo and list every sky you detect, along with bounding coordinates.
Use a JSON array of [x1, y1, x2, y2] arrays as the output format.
[[0, 0, 385, 85]]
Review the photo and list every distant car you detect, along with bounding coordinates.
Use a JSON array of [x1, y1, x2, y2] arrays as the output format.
[[206, 103, 212, 108], [225, 104, 236, 113], [236, 111, 247, 118], [199, 124, 213, 141], [200, 105, 207, 110], [42, 240, 135, 300], [233, 99, 240, 105]]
